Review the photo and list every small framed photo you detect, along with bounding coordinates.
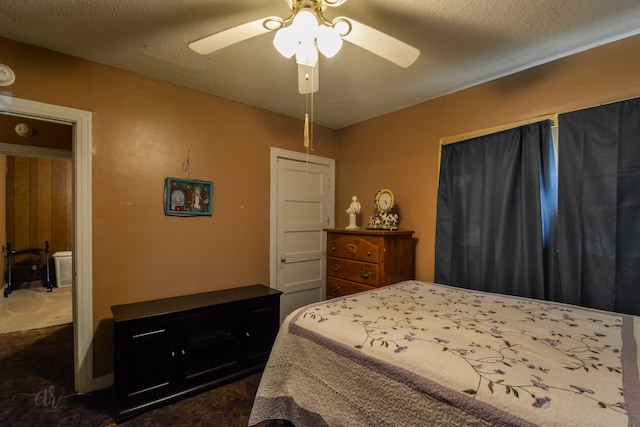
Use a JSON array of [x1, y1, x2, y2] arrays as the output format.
[[164, 177, 213, 216]]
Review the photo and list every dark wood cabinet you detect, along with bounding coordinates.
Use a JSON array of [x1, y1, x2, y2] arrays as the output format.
[[111, 284, 282, 423]]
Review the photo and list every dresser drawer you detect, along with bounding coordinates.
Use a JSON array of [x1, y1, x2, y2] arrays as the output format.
[[327, 257, 378, 286], [327, 234, 380, 263], [326, 277, 374, 299]]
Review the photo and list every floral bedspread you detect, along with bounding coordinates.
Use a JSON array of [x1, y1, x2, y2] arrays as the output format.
[[281, 281, 640, 426]]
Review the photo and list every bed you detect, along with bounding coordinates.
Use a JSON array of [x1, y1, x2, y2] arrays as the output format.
[[249, 280, 640, 427]]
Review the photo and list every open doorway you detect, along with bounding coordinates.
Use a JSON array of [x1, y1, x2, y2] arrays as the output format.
[[0, 96, 94, 393], [0, 152, 73, 332]]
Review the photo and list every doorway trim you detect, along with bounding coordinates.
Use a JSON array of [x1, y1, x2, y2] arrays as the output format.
[[0, 95, 94, 393], [269, 148, 335, 294]]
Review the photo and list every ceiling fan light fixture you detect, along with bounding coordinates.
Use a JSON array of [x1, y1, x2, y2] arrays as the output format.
[[298, 63, 318, 93], [316, 25, 342, 58], [332, 18, 352, 37], [295, 39, 318, 67], [273, 26, 297, 58], [292, 9, 318, 40]]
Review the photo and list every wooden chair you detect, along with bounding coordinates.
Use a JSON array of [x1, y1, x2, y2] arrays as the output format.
[[4, 241, 52, 297]]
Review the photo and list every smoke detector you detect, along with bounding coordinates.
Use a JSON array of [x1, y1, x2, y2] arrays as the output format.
[[15, 123, 33, 137], [0, 64, 16, 86]]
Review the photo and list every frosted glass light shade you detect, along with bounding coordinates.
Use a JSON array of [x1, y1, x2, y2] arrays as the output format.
[[295, 39, 318, 66], [273, 26, 297, 58], [316, 25, 342, 58], [292, 9, 318, 41]]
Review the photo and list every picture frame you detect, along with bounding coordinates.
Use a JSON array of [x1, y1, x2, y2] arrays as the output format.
[[164, 177, 213, 216]]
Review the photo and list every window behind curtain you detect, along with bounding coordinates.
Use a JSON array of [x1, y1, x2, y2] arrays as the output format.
[[435, 121, 557, 299]]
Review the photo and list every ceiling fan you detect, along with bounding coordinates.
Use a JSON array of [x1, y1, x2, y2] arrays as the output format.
[[189, 0, 420, 94]]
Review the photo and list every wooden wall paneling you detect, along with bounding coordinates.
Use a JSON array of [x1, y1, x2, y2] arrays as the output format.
[[37, 158, 52, 250], [12, 157, 32, 249], [5, 156, 14, 248], [28, 157, 38, 248], [51, 159, 63, 253], [51, 159, 72, 254], [5, 156, 72, 253], [66, 160, 72, 251], [0, 155, 5, 252]]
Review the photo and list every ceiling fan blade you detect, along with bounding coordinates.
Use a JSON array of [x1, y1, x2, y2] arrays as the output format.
[[342, 19, 420, 68], [189, 18, 272, 55]]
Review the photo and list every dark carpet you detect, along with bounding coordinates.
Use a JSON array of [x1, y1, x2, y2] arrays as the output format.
[[0, 323, 266, 426]]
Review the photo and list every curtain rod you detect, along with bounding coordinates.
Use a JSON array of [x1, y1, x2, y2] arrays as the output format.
[[440, 93, 640, 146], [440, 113, 558, 146]]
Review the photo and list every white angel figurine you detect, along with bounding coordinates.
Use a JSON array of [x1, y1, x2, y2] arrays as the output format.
[[345, 196, 361, 229]]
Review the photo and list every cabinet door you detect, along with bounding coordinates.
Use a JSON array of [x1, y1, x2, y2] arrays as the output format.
[[242, 296, 280, 366], [115, 318, 176, 409], [180, 305, 241, 388]]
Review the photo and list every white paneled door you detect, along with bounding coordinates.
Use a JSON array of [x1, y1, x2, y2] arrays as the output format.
[[271, 149, 334, 322]]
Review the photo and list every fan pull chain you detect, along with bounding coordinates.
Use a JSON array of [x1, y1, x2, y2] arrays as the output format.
[[304, 114, 310, 148], [302, 71, 315, 154], [310, 72, 314, 152]]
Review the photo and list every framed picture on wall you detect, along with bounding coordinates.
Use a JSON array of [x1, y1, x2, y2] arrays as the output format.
[[164, 177, 213, 216]]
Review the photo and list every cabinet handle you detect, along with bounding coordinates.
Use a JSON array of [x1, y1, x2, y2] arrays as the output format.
[[361, 270, 372, 278], [181, 349, 186, 355], [245, 332, 250, 337], [345, 243, 358, 254], [171, 351, 175, 357], [331, 246, 336, 252], [332, 286, 341, 294], [133, 329, 165, 339], [332, 264, 341, 272]]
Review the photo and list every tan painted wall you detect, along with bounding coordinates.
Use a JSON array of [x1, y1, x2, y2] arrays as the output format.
[[0, 37, 339, 376], [336, 34, 640, 283]]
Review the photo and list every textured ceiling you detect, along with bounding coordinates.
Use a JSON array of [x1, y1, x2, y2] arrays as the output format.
[[1, 0, 639, 129]]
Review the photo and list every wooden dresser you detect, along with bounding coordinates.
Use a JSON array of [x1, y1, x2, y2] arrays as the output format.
[[325, 229, 415, 298]]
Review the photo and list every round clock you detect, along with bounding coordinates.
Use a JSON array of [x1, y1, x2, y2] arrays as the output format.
[[374, 189, 394, 211]]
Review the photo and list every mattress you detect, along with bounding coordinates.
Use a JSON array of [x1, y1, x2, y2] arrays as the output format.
[[249, 281, 640, 426]]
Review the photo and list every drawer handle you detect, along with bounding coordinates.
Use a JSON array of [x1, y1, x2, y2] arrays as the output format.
[[345, 243, 358, 254], [331, 286, 341, 294], [361, 270, 372, 278], [332, 264, 341, 272]]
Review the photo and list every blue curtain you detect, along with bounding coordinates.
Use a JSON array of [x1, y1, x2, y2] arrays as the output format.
[[557, 98, 640, 315], [435, 121, 557, 299]]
